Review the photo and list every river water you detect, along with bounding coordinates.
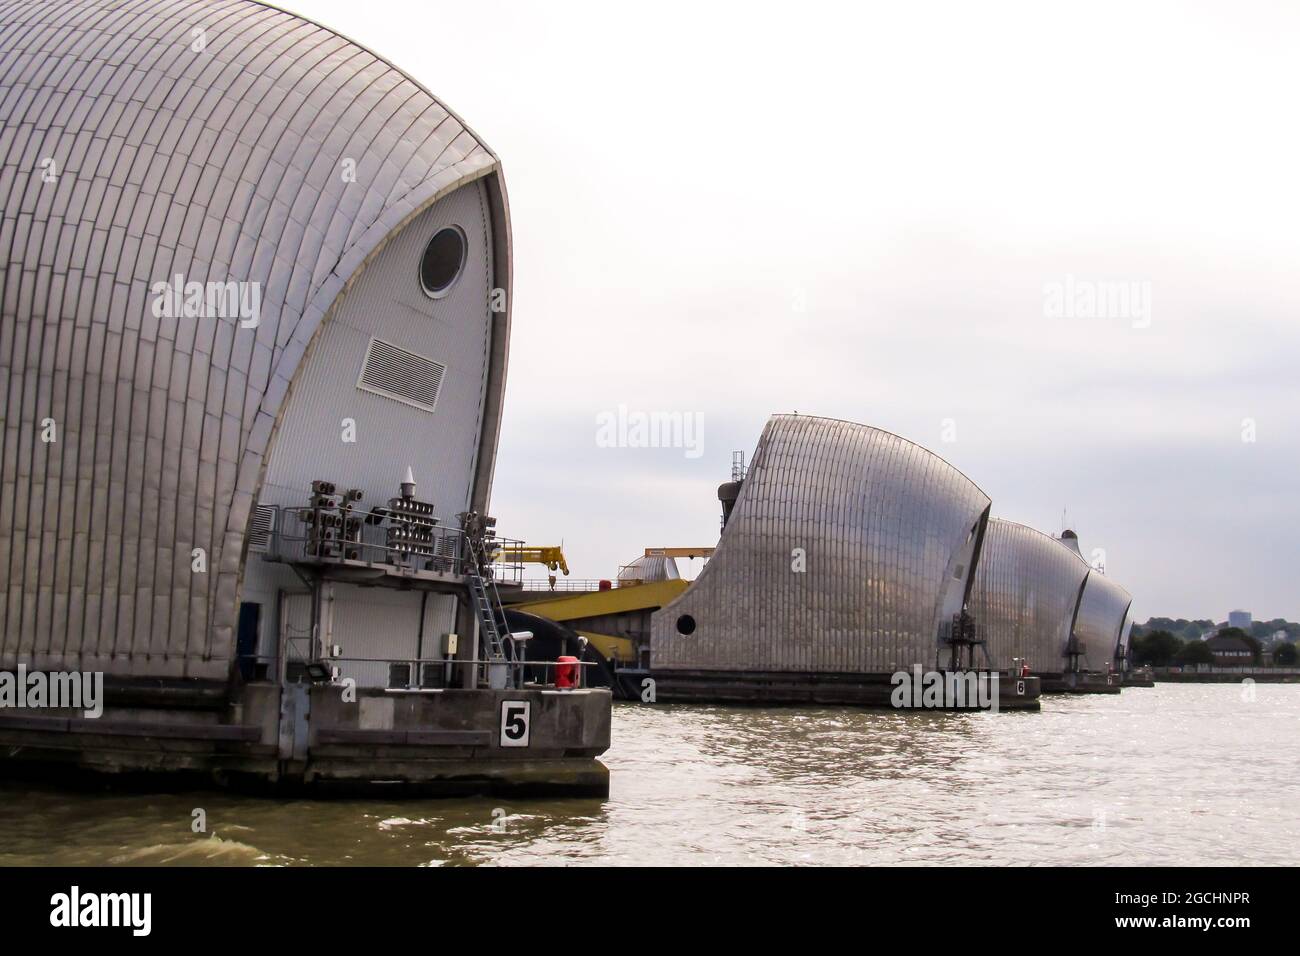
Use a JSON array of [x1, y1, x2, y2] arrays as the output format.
[[1, 683, 1296, 866]]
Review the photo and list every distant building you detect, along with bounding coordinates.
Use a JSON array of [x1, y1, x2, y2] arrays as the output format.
[[1229, 609, 1253, 629], [1205, 633, 1255, 666]]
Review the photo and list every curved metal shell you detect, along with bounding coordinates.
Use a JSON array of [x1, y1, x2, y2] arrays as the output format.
[[618, 554, 681, 585], [650, 414, 991, 673], [1073, 571, 1132, 670], [968, 518, 1091, 675], [1116, 612, 1134, 665], [0, 0, 510, 678]]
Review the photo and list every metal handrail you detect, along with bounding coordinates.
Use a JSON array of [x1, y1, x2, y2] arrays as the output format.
[[512, 577, 671, 592], [515, 578, 606, 592], [263, 502, 526, 586], [467, 534, 511, 662], [329, 655, 596, 691]]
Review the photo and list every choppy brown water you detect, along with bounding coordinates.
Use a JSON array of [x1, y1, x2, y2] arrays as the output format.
[[1, 683, 1296, 866]]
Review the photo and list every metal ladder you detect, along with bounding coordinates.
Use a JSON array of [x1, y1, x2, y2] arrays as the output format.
[[466, 540, 508, 663]]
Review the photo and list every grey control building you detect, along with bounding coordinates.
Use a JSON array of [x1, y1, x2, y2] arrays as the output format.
[[0, 0, 609, 794]]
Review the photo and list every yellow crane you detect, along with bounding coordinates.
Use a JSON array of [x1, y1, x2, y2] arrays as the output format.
[[644, 547, 715, 560], [491, 544, 570, 576]]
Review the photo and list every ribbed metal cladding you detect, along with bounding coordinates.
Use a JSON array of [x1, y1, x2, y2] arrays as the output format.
[[617, 555, 680, 584], [650, 414, 992, 673], [1073, 571, 1132, 670], [1116, 612, 1134, 663], [0, 0, 510, 678], [967, 518, 1091, 675]]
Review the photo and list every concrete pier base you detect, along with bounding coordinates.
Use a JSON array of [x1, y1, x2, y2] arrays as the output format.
[[1039, 671, 1122, 694], [0, 683, 612, 798]]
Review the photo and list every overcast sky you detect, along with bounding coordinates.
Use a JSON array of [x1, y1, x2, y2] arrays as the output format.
[[291, 0, 1300, 622]]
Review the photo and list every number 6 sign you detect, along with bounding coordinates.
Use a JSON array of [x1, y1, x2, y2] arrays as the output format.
[[499, 700, 531, 747]]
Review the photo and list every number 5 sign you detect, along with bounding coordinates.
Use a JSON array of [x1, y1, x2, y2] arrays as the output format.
[[499, 700, 531, 747]]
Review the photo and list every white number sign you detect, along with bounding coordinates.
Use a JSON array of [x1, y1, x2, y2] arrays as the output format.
[[499, 700, 531, 747]]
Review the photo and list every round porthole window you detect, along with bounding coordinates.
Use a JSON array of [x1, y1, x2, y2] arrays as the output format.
[[676, 614, 696, 636], [419, 226, 466, 298]]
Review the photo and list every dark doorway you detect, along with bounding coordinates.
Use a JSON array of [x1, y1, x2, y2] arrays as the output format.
[[236, 601, 262, 680]]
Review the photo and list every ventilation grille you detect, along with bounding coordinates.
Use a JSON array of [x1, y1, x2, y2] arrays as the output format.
[[248, 504, 275, 552], [356, 338, 446, 413]]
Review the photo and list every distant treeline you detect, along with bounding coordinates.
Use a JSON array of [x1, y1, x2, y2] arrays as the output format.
[[1128, 618, 1300, 668], [1131, 617, 1300, 642]]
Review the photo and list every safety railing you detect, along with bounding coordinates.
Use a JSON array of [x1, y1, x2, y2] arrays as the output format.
[[237, 635, 314, 683], [513, 577, 675, 592], [263, 503, 525, 586], [516, 577, 610, 592], [328, 656, 596, 692]]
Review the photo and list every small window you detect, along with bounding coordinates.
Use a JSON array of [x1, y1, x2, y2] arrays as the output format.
[[676, 614, 696, 636], [419, 226, 466, 297]]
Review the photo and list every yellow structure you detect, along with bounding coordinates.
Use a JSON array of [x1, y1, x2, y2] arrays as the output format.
[[513, 579, 687, 620], [512, 580, 690, 666], [644, 547, 715, 560], [492, 544, 570, 575], [573, 631, 637, 665]]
